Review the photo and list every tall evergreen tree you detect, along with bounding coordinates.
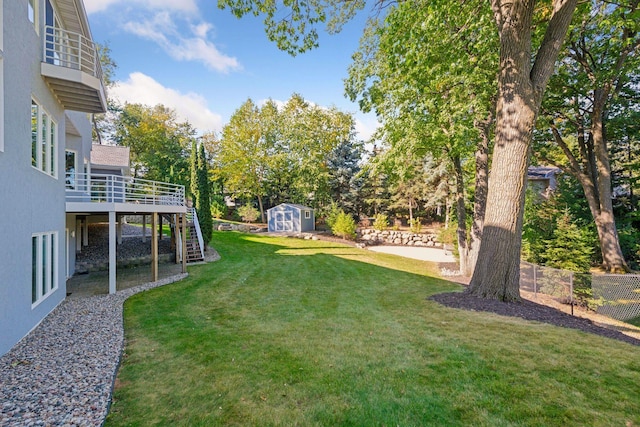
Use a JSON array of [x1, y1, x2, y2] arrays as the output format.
[[189, 139, 198, 207], [326, 139, 363, 217], [197, 143, 213, 247]]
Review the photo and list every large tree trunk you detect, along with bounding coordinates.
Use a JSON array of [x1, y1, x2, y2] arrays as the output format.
[[547, 98, 630, 273], [591, 102, 629, 272], [468, 0, 577, 300]]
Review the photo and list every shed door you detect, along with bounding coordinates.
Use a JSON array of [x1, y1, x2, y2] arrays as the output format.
[[275, 211, 293, 231]]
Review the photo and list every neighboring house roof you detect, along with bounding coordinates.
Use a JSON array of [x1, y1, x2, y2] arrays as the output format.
[[267, 203, 314, 211], [527, 166, 561, 180], [91, 143, 130, 169]]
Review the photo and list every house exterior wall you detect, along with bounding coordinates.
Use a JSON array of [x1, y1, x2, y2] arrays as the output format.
[[0, 0, 95, 356]]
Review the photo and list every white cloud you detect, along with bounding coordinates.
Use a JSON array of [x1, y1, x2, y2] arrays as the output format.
[[354, 115, 381, 142], [111, 72, 223, 133], [123, 12, 240, 73], [258, 98, 287, 110], [84, 0, 198, 15]]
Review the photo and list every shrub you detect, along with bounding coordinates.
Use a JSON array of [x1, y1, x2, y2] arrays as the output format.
[[373, 213, 388, 231], [324, 202, 343, 230], [210, 197, 227, 219], [409, 217, 422, 233], [540, 210, 594, 273], [331, 210, 357, 240], [237, 203, 260, 223], [436, 225, 456, 245]]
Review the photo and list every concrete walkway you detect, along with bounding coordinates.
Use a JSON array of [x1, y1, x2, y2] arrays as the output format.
[[368, 245, 457, 263]]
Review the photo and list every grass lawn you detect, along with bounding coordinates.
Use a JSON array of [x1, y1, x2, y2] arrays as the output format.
[[106, 232, 640, 426]]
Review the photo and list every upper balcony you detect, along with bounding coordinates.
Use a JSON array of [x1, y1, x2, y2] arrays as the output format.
[[41, 26, 107, 114], [66, 173, 187, 214]]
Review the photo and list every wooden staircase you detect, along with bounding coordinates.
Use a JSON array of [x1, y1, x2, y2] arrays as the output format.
[[175, 207, 204, 263], [185, 221, 204, 263]]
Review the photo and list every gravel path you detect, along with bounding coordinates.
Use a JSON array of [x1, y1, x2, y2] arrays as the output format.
[[368, 245, 456, 263], [0, 273, 188, 426]]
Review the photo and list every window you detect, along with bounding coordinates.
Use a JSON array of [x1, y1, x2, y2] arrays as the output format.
[[28, 0, 38, 30], [65, 150, 76, 189], [32, 232, 58, 306], [31, 100, 57, 177], [304, 210, 311, 219]]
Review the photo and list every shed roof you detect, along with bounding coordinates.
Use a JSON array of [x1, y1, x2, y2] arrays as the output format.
[[267, 203, 314, 211], [91, 144, 130, 168]]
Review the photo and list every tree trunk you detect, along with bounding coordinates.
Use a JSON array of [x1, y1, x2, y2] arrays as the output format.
[[452, 155, 469, 274], [466, 116, 491, 276], [257, 194, 265, 223], [548, 95, 630, 273], [468, 0, 577, 300], [591, 103, 629, 272]]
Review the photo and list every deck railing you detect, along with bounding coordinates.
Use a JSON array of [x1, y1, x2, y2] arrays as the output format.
[[43, 25, 103, 82], [65, 173, 185, 206], [187, 207, 206, 259]]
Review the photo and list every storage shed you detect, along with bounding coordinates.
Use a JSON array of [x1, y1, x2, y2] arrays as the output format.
[[267, 203, 315, 233]]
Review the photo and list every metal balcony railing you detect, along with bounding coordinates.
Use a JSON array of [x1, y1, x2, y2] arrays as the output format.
[[65, 173, 185, 207], [43, 25, 103, 82]]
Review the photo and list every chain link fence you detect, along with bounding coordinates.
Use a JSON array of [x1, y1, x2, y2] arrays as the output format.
[[591, 274, 640, 322], [519, 262, 640, 322]]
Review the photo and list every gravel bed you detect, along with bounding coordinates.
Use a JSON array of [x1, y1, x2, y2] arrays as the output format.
[[77, 224, 172, 267], [0, 273, 188, 426]]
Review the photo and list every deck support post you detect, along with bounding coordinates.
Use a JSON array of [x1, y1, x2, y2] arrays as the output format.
[[83, 218, 89, 247], [142, 215, 147, 242], [151, 212, 158, 282], [109, 211, 116, 294], [117, 216, 123, 245], [76, 219, 82, 252]]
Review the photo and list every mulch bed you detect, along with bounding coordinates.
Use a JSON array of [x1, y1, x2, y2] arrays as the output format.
[[430, 291, 640, 346]]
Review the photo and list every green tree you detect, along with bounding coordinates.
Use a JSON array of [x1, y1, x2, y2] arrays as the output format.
[[372, 213, 388, 231], [345, 0, 497, 276], [93, 43, 118, 144], [535, 0, 639, 273], [326, 138, 363, 216], [541, 210, 595, 273], [279, 94, 356, 208], [237, 203, 260, 223], [331, 210, 357, 240], [189, 139, 199, 205], [197, 143, 213, 245], [219, 0, 580, 301], [218, 99, 275, 222], [114, 103, 194, 186]]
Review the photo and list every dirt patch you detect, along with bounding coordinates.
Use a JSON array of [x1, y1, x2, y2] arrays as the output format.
[[430, 291, 640, 346]]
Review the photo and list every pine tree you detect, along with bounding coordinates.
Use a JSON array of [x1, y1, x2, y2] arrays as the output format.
[[189, 139, 198, 207], [541, 209, 595, 273], [196, 143, 213, 247]]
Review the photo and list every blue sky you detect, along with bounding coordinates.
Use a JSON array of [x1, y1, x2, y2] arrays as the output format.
[[83, 0, 380, 140]]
